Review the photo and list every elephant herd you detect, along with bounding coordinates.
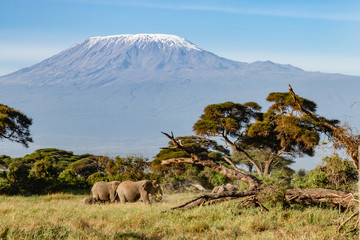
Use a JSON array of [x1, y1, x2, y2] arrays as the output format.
[[82, 180, 163, 205]]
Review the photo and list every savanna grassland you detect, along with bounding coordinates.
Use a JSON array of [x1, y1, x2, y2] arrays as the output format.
[[0, 192, 355, 240]]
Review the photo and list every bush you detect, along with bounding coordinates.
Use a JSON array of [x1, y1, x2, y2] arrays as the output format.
[[87, 172, 108, 185], [258, 186, 287, 208], [58, 169, 88, 189], [290, 154, 357, 191], [0, 178, 13, 194]]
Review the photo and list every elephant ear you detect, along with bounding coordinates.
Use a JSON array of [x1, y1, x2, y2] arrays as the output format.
[[142, 181, 153, 192], [111, 181, 120, 190]]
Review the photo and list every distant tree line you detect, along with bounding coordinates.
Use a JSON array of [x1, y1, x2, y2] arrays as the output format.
[[1, 147, 355, 196], [0, 148, 159, 195]]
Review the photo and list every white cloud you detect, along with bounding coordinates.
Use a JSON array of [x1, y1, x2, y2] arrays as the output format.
[[62, 0, 360, 22]]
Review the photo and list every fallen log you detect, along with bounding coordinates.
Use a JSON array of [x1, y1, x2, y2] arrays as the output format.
[[162, 188, 358, 212], [285, 188, 358, 208]]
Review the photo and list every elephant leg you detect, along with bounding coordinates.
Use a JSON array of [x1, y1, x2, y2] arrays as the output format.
[[140, 192, 151, 205], [119, 194, 127, 204], [110, 191, 117, 203]]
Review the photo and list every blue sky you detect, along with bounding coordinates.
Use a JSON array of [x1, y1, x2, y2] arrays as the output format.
[[0, 0, 359, 76]]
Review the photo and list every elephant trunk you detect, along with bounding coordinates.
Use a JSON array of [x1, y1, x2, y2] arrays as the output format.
[[158, 187, 163, 196]]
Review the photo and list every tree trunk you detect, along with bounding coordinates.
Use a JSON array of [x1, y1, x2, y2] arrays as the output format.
[[161, 158, 261, 190], [284, 188, 357, 207]]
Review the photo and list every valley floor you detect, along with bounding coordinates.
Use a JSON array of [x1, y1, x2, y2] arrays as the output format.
[[0, 192, 356, 240]]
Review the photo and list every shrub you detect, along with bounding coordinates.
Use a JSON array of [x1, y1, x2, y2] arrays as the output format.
[[290, 154, 357, 191], [0, 178, 13, 194], [58, 169, 88, 189], [87, 172, 108, 185]]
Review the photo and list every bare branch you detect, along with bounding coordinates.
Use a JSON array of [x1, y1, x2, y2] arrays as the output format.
[[223, 157, 247, 174], [161, 158, 196, 165]]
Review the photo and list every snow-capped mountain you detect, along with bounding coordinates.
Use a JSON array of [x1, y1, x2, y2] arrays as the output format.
[[0, 34, 359, 170], [0, 34, 248, 87]]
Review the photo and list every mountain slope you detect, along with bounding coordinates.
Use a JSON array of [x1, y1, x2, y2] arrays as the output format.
[[0, 34, 359, 170]]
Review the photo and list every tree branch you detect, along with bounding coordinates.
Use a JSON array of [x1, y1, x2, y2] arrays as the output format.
[[222, 134, 263, 174], [223, 157, 247, 174], [289, 84, 359, 169], [161, 132, 262, 189]]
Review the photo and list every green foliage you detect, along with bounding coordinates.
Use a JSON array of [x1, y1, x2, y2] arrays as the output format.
[[193, 101, 261, 138], [58, 169, 88, 188], [260, 167, 295, 188], [7, 160, 30, 185], [87, 172, 108, 185], [290, 154, 357, 191], [68, 158, 98, 178], [303, 170, 329, 188], [0, 155, 11, 168], [108, 155, 149, 181], [266, 92, 317, 113], [258, 187, 287, 208], [0, 103, 33, 147], [321, 154, 358, 189], [33, 156, 59, 180], [0, 177, 13, 194]]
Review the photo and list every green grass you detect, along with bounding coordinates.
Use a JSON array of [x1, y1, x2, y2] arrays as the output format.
[[0, 192, 357, 239]]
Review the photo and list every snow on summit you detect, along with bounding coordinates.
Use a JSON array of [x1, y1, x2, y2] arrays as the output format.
[[85, 34, 203, 51]]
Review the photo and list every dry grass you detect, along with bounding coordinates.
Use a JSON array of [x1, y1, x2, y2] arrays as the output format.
[[0, 192, 356, 239]]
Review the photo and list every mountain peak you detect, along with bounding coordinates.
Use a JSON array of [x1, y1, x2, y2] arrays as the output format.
[[83, 34, 202, 51]]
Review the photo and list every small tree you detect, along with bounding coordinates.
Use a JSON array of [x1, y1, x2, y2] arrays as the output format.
[[0, 104, 32, 147]]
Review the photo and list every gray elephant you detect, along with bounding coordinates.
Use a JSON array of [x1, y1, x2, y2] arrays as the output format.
[[91, 181, 121, 203], [82, 196, 97, 204], [116, 180, 163, 204]]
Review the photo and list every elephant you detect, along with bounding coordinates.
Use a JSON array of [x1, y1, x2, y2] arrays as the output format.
[[116, 180, 163, 204], [91, 181, 121, 203], [211, 183, 238, 194], [82, 196, 97, 204], [224, 183, 238, 192]]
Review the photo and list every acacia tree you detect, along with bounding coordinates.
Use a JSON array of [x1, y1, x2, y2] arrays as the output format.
[[191, 93, 333, 176], [0, 104, 33, 147]]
